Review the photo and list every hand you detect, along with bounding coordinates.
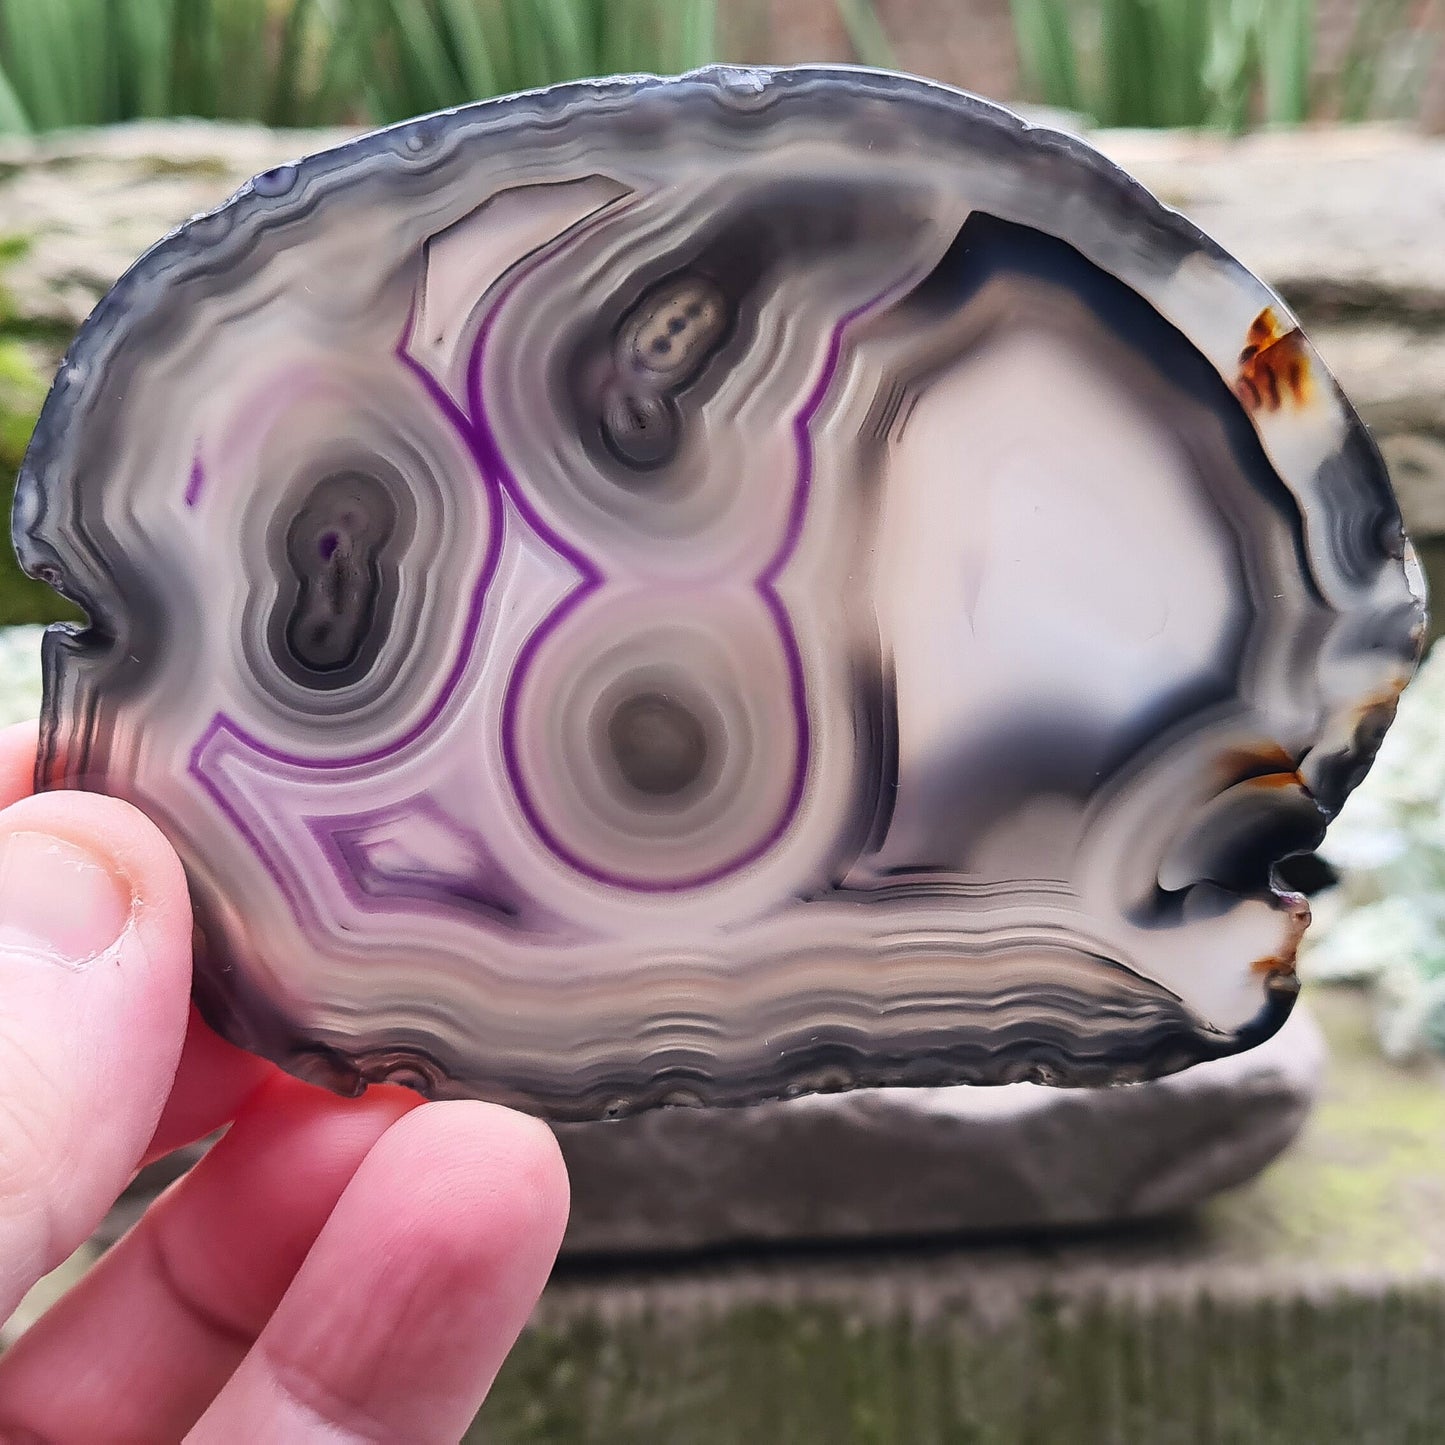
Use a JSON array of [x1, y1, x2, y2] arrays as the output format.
[[0, 722, 569, 1442]]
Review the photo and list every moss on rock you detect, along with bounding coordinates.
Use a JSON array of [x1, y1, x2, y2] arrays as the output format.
[[471, 1284, 1445, 1444], [469, 990, 1445, 1443], [0, 235, 82, 627]]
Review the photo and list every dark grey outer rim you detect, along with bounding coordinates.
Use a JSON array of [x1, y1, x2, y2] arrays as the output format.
[[11, 65, 1424, 1118], [14, 62, 1292, 546]]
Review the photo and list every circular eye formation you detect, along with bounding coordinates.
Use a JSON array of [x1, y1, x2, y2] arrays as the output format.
[[619, 277, 729, 387], [599, 273, 729, 471], [602, 689, 713, 802], [598, 386, 679, 470], [504, 595, 801, 890], [270, 470, 404, 690]]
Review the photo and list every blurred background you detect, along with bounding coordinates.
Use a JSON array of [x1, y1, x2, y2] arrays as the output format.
[[0, 0, 1440, 133], [3, 3, 1445, 1442]]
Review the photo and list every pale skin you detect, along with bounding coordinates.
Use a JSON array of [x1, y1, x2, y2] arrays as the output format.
[[0, 721, 570, 1442]]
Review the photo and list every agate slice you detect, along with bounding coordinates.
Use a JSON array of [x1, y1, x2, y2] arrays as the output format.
[[14, 67, 1424, 1119]]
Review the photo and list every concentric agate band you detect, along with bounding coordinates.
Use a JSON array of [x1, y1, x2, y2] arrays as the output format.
[[14, 67, 1424, 1118]]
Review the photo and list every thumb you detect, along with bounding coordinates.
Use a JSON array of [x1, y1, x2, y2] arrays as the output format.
[[0, 790, 193, 1318]]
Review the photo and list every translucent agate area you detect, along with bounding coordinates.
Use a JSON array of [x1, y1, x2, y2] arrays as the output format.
[[14, 68, 1423, 1118]]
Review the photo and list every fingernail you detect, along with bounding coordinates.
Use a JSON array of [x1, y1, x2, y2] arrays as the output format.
[[0, 831, 134, 967]]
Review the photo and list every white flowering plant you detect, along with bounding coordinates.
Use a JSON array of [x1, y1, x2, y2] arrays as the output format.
[[1303, 640, 1445, 1060], [0, 625, 43, 730]]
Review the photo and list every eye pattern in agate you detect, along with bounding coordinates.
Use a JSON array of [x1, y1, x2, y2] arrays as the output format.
[[14, 68, 1424, 1118]]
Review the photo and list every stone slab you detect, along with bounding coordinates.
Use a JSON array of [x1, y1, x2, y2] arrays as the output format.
[[4, 121, 1441, 338], [6, 992, 1439, 1443], [556, 1007, 1323, 1255], [1096, 125, 1445, 316], [466, 989, 1445, 1442], [6, 121, 1445, 548], [19, 125, 1439, 550]]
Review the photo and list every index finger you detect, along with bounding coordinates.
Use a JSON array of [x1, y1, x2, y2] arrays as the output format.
[[143, 1007, 274, 1165]]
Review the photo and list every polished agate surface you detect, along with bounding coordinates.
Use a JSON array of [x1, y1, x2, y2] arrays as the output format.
[[14, 68, 1424, 1117]]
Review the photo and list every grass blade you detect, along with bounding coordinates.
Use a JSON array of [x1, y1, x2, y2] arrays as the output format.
[[1009, 0, 1083, 113], [1, 0, 1429, 137], [436, 0, 503, 101], [388, 0, 466, 113], [0, 56, 31, 134], [836, 0, 895, 70], [1260, 0, 1313, 123], [675, 0, 717, 70]]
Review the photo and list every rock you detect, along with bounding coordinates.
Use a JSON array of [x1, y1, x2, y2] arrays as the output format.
[[0, 117, 1390, 1255], [71, 1002, 1322, 1260], [5, 120, 1445, 548], [1096, 125, 1445, 315], [556, 1005, 1325, 1255], [1383, 433, 1445, 537], [0, 122, 355, 340], [472, 990, 1445, 1442], [5, 122, 1441, 339]]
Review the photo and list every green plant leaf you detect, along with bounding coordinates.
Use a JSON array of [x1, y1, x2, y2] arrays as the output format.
[[0, 56, 31, 134], [1259, 0, 1313, 124], [1011, 0, 1084, 114], [0, 0, 1429, 139], [835, 0, 895, 70]]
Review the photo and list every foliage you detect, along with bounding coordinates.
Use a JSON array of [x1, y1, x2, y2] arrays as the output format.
[[1, 0, 1434, 137], [1336, 0, 1443, 122], [0, 0, 724, 135], [354, 0, 716, 125], [0, 0, 357, 132], [0, 366, 67, 622], [0, 336, 78, 622], [833, 0, 895, 71], [1302, 641, 1445, 1061], [0, 340, 40, 476], [1009, 0, 1437, 129], [0, 236, 80, 624]]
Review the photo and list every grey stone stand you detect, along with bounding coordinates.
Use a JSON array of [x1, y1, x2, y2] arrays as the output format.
[[556, 1006, 1324, 1255]]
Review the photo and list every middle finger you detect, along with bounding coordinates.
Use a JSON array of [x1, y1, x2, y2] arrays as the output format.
[[0, 1075, 417, 1444]]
